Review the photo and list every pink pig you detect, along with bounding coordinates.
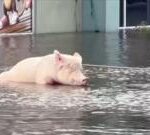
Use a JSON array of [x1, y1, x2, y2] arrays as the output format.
[[0, 50, 88, 86]]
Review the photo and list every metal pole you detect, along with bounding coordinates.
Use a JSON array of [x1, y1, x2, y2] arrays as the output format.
[[123, 0, 126, 27]]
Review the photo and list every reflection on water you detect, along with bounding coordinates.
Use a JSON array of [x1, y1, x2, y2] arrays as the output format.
[[0, 35, 33, 67], [1, 30, 150, 67], [0, 30, 150, 134]]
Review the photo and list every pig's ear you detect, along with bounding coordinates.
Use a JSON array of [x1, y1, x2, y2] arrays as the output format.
[[73, 52, 82, 61], [54, 50, 64, 63]]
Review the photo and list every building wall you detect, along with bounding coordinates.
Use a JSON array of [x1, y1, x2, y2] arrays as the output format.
[[82, 0, 120, 32], [34, 0, 120, 33], [0, 1, 4, 18], [82, 0, 106, 32], [105, 0, 120, 32], [35, 0, 80, 33]]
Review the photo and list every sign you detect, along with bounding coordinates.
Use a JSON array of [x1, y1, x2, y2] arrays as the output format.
[[0, 0, 32, 33]]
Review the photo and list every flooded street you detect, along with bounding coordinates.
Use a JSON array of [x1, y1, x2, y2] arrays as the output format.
[[0, 31, 150, 134]]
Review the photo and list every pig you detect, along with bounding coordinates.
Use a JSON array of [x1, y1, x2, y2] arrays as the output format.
[[0, 50, 88, 86]]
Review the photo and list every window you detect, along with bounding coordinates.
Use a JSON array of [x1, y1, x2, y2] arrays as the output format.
[[120, 0, 150, 27]]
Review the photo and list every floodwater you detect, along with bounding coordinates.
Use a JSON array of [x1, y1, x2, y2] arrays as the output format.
[[0, 30, 150, 134]]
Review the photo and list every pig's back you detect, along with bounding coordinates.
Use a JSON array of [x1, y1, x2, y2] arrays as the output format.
[[8, 56, 43, 83]]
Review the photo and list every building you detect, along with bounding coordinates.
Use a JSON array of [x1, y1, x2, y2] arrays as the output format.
[[0, 0, 150, 34]]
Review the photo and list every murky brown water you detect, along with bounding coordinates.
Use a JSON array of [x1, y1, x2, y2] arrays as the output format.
[[0, 30, 150, 135]]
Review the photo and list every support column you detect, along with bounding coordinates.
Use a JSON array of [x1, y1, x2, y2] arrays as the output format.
[[0, 1, 4, 18], [105, 0, 120, 32], [82, 0, 120, 32]]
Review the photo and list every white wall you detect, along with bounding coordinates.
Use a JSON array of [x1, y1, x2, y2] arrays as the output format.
[[35, 0, 82, 34], [34, 0, 119, 33]]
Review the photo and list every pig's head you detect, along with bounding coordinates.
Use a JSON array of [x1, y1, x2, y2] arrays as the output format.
[[53, 50, 88, 86]]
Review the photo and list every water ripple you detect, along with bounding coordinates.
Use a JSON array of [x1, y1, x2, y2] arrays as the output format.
[[0, 65, 150, 134]]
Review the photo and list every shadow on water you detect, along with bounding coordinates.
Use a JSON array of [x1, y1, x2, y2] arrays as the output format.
[[0, 30, 150, 134]]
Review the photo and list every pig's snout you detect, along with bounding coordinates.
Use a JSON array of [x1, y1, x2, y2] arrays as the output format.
[[81, 77, 89, 85]]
